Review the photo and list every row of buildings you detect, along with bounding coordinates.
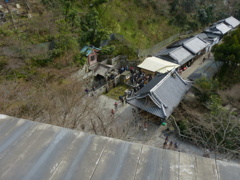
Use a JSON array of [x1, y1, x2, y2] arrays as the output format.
[[127, 16, 240, 122], [138, 16, 240, 76]]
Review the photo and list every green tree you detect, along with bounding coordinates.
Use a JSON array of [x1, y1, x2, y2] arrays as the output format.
[[212, 28, 240, 68], [212, 28, 240, 85], [80, 8, 110, 46], [193, 77, 219, 102], [197, 5, 214, 25], [50, 20, 84, 65]]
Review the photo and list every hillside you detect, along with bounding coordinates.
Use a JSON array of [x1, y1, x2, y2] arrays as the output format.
[[1, 0, 240, 52]]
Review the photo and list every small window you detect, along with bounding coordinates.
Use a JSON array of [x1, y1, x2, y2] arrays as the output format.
[[90, 55, 95, 61]]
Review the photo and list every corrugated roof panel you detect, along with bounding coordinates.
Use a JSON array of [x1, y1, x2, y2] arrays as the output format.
[[50, 134, 108, 180], [183, 37, 209, 54], [225, 16, 240, 28], [195, 156, 218, 179], [217, 160, 240, 180], [162, 150, 180, 179], [216, 23, 232, 34], [179, 153, 197, 179], [134, 145, 163, 179], [0, 115, 240, 180], [90, 139, 142, 180]]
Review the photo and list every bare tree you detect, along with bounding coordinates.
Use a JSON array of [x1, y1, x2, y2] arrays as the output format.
[[177, 108, 240, 159]]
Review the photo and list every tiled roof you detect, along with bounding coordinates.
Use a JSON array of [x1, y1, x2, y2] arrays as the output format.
[[183, 36, 210, 54], [127, 70, 192, 119], [1, 114, 240, 180], [137, 73, 168, 96]]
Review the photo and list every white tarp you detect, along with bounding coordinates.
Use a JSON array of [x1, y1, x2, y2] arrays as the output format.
[[138, 57, 179, 73]]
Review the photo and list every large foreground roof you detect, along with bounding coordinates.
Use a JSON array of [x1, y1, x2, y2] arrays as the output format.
[[0, 114, 240, 180]]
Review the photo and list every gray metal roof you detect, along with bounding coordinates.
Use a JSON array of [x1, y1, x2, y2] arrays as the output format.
[[128, 70, 192, 119], [0, 114, 240, 180], [205, 22, 232, 35], [169, 47, 195, 65], [215, 23, 232, 34], [204, 27, 222, 35], [155, 47, 195, 65], [204, 32, 222, 40], [183, 36, 210, 54], [197, 33, 214, 43], [167, 37, 192, 48], [224, 16, 240, 28]]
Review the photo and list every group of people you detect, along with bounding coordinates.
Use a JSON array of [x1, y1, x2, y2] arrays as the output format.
[[130, 69, 153, 92], [178, 65, 188, 75], [163, 136, 178, 150]]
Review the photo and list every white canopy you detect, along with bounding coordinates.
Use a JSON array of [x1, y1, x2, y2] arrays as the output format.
[[138, 57, 179, 73]]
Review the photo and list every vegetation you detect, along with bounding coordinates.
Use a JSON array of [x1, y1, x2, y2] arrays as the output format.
[[192, 77, 219, 103], [212, 27, 240, 86], [105, 84, 129, 100], [175, 78, 240, 154]]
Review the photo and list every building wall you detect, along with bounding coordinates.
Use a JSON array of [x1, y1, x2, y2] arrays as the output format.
[[88, 51, 98, 66]]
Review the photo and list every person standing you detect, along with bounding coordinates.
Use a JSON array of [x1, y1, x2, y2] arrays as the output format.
[[111, 109, 115, 117], [163, 141, 168, 149], [114, 102, 118, 111], [174, 142, 178, 149]]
